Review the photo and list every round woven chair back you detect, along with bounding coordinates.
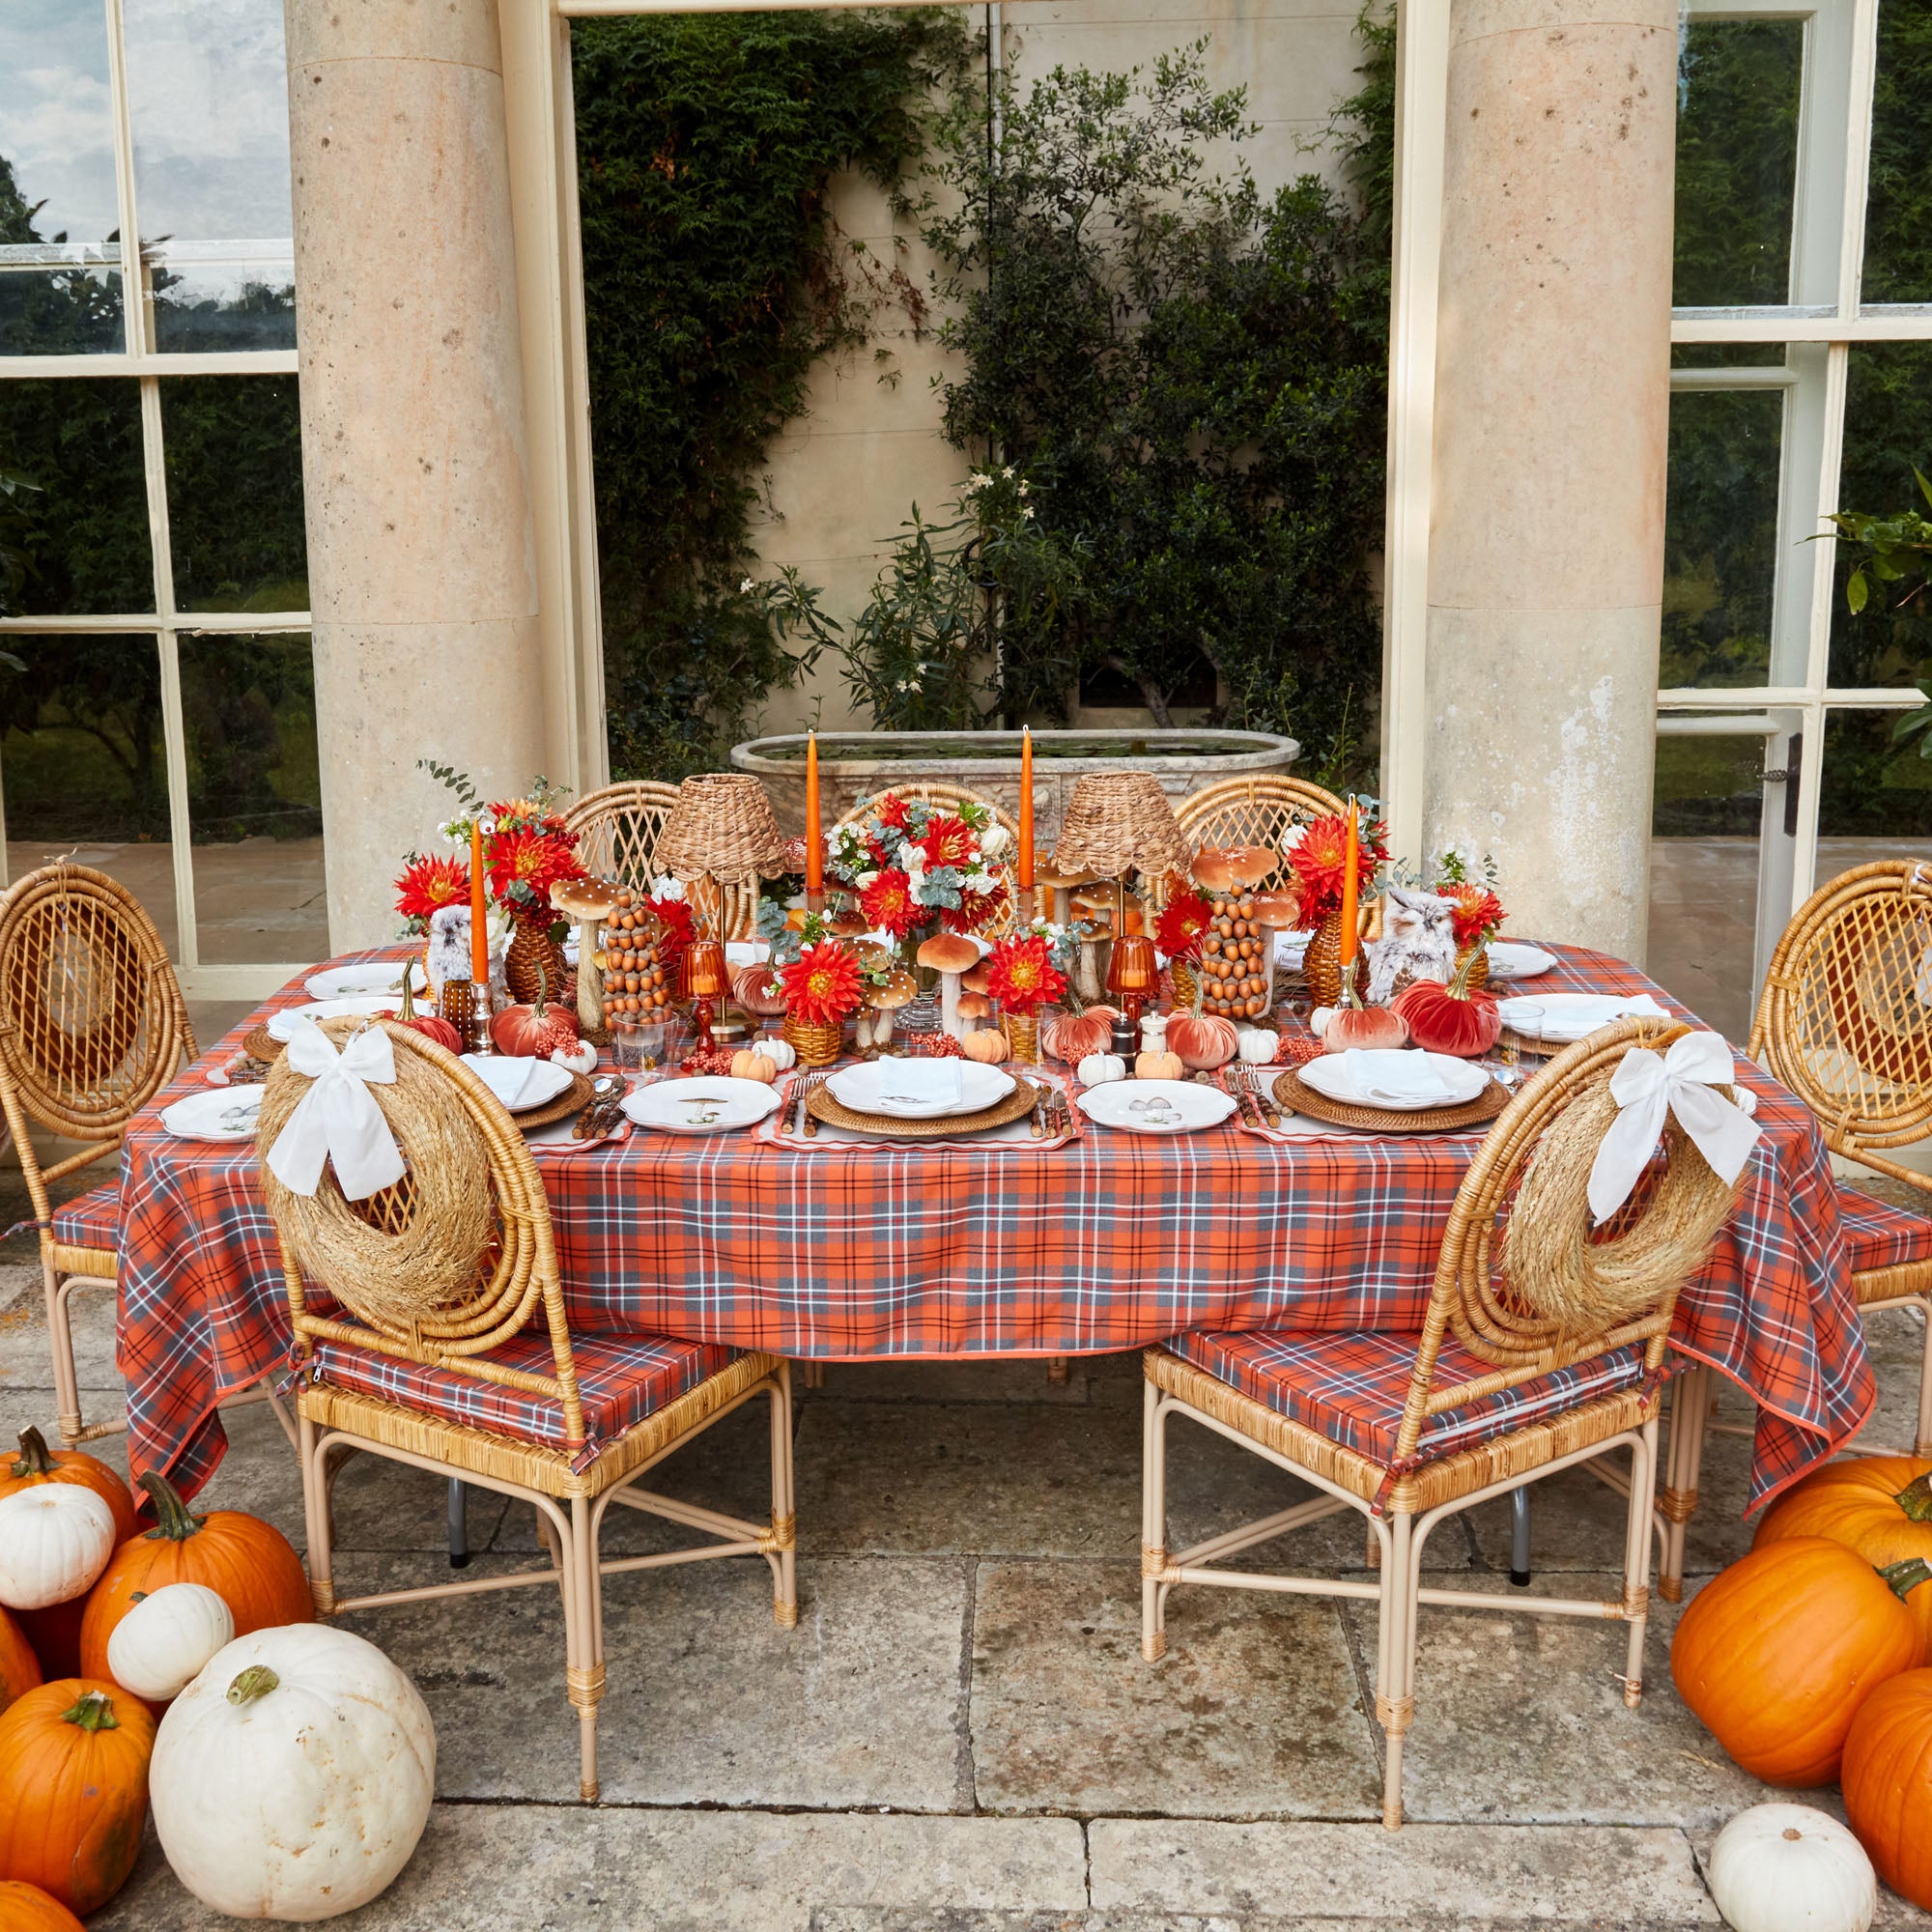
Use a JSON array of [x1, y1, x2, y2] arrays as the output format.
[[833, 783, 1024, 934], [564, 780, 757, 940], [1750, 860, 1932, 1162], [1172, 776, 1345, 885], [0, 864, 189, 1139], [262, 1019, 564, 1363]]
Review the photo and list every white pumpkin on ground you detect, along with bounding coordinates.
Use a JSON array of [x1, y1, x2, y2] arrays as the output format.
[[1706, 1804, 1875, 1932], [152, 1624, 436, 1920], [107, 1581, 235, 1702], [0, 1484, 117, 1609]]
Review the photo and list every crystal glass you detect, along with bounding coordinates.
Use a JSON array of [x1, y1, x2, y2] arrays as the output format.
[[612, 1011, 677, 1075], [1495, 1003, 1544, 1091]]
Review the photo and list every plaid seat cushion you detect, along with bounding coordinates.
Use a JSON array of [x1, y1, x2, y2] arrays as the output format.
[[1837, 1187, 1932, 1277], [1168, 1328, 1652, 1468], [49, 1180, 121, 1255], [313, 1329, 741, 1450]]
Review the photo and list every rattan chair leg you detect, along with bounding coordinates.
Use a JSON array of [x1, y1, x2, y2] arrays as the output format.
[[1916, 1297, 1932, 1460], [1047, 1357, 1070, 1385], [800, 1361, 825, 1389], [566, 1493, 603, 1803], [1378, 1510, 1417, 1832], [1141, 1378, 1169, 1662], [299, 1416, 337, 1618], [536, 1504, 563, 1570], [1620, 1416, 1660, 1708], [45, 1264, 117, 1447], [1657, 1366, 1712, 1604], [768, 1366, 798, 1628]]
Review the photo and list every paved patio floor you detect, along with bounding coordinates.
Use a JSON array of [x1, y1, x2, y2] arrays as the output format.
[[2, 1199, 1928, 1930]]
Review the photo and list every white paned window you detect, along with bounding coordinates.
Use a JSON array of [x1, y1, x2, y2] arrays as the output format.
[[0, 0, 316, 1000]]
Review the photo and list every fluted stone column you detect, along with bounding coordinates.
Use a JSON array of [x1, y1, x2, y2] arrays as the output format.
[[1421, 0, 1677, 960], [285, 0, 547, 948]]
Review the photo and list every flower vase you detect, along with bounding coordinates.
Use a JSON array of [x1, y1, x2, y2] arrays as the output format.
[[1453, 943, 1492, 992], [783, 1013, 843, 1067], [505, 913, 569, 1007], [1169, 960, 1198, 1011], [1005, 1010, 1040, 1064], [1301, 907, 1368, 1011]]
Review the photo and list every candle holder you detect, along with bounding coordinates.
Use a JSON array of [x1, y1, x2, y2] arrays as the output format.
[[464, 976, 495, 1054], [682, 937, 731, 1059], [1106, 930, 1157, 1060]]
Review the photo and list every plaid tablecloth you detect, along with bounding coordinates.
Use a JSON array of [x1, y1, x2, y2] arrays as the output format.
[[116, 944, 1873, 1512]]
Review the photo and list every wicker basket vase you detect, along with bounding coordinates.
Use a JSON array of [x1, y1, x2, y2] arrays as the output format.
[[783, 1013, 844, 1067], [1455, 944, 1492, 992], [1169, 960, 1198, 1012], [1301, 907, 1368, 1010], [1005, 1010, 1040, 1064], [505, 913, 570, 1007]]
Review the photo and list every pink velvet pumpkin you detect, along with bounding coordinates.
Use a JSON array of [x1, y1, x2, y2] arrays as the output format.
[[1043, 1007, 1120, 1065], [1167, 1013, 1238, 1070], [1320, 1004, 1408, 1053]]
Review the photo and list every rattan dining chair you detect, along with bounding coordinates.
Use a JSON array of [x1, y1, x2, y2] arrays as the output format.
[[1172, 775, 1346, 877], [1142, 1019, 1714, 1829], [271, 1019, 796, 1803], [1652, 861, 1932, 1602], [833, 783, 1024, 933], [564, 780, 760, 942], [0, 864, 225, 1447]]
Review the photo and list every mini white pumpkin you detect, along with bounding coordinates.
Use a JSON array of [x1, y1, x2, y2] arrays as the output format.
[[1077, 1051, 1126, 1086], [1310, 1006, 1334, 1038], [0, 1483, 117, 1610], [153, 1624, 436, 1921], [1236, 1027, 1279, 1065], [1706, 1804, 1875, 1932], [107, 1581, 235, 1703], [760, 1036, 797, 1070], [550, 1038, 597, 1075]]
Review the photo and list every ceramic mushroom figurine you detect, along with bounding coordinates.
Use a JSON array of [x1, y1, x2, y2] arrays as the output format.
[[918, 931, 981, 1039], [1069, 886, 1115, 1004], [863, 968, 916, 1055], [552, 877, 619, 1037], [1248, 889, 1300, 1015], [1036, 861, 1094, 931]]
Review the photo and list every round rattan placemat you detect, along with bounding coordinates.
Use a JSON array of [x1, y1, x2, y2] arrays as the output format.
[[805, 1079, 1039, 1140], [1273, 1066, 1509, 1135], [243, 1024, 285, 1063], [512, 1069, 596, 1133]]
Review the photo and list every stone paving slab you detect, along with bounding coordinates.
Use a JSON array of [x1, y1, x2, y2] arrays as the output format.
[[811, 1917, 1715, 1932], [971, 1560, 1381, 1819]]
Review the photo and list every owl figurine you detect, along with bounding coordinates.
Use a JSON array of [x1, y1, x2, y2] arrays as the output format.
[[1364, 886, 1458, 1006], [425, 904, 508, 1010]]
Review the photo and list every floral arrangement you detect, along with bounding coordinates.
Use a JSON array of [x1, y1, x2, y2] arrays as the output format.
[[1433, 849, 1506, 952], [823, 792, 1010, 949], [405, 764, 587, 940], [392, 853, 470, 937], [1282, 809, 1389, 930], [984, 933, 1067, 1013], [780, 941, 866, 1027], [1154, 887, 1213, 962], [638, 873, 696, 964]]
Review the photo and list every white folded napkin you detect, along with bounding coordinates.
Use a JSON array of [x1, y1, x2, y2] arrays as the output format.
[[1497, 992, 1668, 1040], [877, 1056, 963, 1109], [461, 1054, 544, 1111], [1586, 1030, 1763, 1224], [267, 1016, 407, 1202], [1342, 1048, 1458, 1106]]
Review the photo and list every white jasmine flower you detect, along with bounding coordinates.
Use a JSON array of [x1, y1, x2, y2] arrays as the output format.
[[740, 578, 754, 594]]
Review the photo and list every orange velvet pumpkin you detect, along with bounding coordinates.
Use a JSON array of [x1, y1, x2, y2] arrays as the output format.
[[1167, 1012, 1238, 1070], [1043, 1006, 1120, 1065], [1392, 974, 1501, 1058], [78, 1474, 311, 1690], [0, 1681, 156, 1916], [492, 993, 579, 1058], [1842, 1665, 1932, 1908], [1670, 1537, 1919, 1785], [1319, 1002, 1407, 1053], [0, 1881, 86, 1932], [406, 1013, 464, 1053], [732, 964, 789, 1018], [1754, 1456, 1932, 1662], [0, 1432, 138, 1548], [0, 1608, 41, 1716]]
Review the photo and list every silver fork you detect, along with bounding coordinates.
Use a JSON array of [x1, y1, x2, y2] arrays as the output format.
[[797, 1069, 832, 1137]]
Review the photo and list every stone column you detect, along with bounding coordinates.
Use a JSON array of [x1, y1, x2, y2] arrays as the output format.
[[285, 0, 548, 948], [1421, 0, 1677, 960]]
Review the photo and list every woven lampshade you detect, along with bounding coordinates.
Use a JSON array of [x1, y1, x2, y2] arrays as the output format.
[[1050, 773, 1188, 881], [654, 774, 788, 882]]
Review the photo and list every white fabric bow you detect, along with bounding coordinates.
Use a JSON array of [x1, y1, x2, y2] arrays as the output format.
[[1585, 1030, 1762, 1225], [266, 1016, 407, 1202]]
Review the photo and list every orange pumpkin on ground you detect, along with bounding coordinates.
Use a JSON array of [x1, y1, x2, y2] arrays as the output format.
[[0, 1607, 41, 1715], [78, 1473, 311, 1690], [0, 1881, 86, 1932], [1755, 1456, 1932, 1661], [1670, 1536, 1919, 1785], [1841, 1665, 1932, 1909], [14, 1602, 81, 1684], [0, 1682, 156, 1916], [0, 1432, 138, 1548]]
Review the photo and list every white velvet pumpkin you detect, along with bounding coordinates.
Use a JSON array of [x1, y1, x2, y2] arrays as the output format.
[[1236, 1027, 1279, 1065], [0, 1483, 117, 1610], [1706, 1804, 1875, 1932], [760, 1037, 797, 1070], [108, 1581, 235, 1703], [153, 1624, 436, 1921], [1077, 1051, 1126, 1086]]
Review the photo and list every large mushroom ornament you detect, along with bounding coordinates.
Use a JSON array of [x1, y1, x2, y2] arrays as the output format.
[[917, 931, 981, 1039], [551, 876, 619, 1036]]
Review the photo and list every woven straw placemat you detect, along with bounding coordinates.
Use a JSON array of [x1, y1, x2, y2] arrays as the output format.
[[805, 1080, 1039, 1140], [1273, 1066, 1509, 1136], [514, 1069, 596, 1132], [243, 1024, 285, 1063]]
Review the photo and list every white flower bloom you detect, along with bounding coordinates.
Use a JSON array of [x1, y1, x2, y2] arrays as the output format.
[[1002, 465, 1015, 479], [650, 873, 686, 902], [1280, 826, 1306, 856], [968, 470, 992, 491], [979, 824, 1009, 857], [855, 869, 880, 891], [1020, 504, 1035, 521], [1016, 479, 1029, 497], [740, 577, 755, 594]]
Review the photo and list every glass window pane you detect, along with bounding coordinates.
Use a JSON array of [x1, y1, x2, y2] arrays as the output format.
[[124, 0, 297, 353], [180, 633, 325, 963], [161, 376, 307, 611], [1673, 18, 1804, 309], [0, 634, 177, 952], [1670, 344, 1789, 371], [0, 382, 153, 615], [1830, 342, 1932, 689], [0, 0, 126, 353], [1861, 0, 1932, 305], [1662, 388, 1783, 689], [1649, 732, 1766, 1043], [1819, 709, 1932, 843]]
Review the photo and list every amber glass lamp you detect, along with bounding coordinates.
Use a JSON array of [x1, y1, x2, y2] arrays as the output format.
[[1106, 929, 1158, 1059], [682, 937, 731, 1057]]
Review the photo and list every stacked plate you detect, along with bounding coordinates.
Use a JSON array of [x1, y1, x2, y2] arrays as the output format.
[[304, 960, 428, 1000], [1485, 942, 1555, 981], [811, 1061, 1034, 1138], [622, 1076, 785, 1135], [825, 1062, 1014, 1120]]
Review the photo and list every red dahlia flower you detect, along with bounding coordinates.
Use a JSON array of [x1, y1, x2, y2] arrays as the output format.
[[781, 942, 864, 1026], [983, 934, 1066, 1013], [1445, 882, 1506, 950], [394, 853, 469, 925], [918, 813, 976, 872], [861, 868, 922, 938], [1287, 812, 1388, 931], [1154, 889, 1212, 961]]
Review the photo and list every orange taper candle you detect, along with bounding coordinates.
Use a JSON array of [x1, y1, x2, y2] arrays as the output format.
[[469, 821, 490, 982], [1338, 799, 1359, 970], [1017, 726, 1035, 897], [804, 730, 823, 897]]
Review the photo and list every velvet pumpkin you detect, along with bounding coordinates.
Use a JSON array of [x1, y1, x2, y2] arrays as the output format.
[[1167, 1013, 1238, 1070], [0, 1607, 41, 1716], [0, 1681, 156, 1916], [0, 1881, 86, 1932], [1316, 1002, 1407, 1053], [77, 1474, 312, 1690], [1043, 1007, 1120, 1065], [0, 1433, 138, 1550], [492, 994, 579, 1059], [1670, 1537, 1919, 1785], [405, 1013, 464, 1053], [1841, 1665, 1932, 1909], [1392, 973, 1500, 1058], [732, 964, 789, 1018], [1754, 1456, 1932, 1662]]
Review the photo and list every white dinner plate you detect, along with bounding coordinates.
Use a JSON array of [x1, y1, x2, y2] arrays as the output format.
[[460, 1055, 574, 1114], [304, 960, 429, 1001], [1485, 942, 1556, 982], [161, 1086, 264, 1143], [268, 996, 405, 1041], [621, 1076, 784, 1134], [826, 1061, 1016, 1120], [1296, 1050, 1488, 1111], [1496, 991, 1669, 1044], [1074, 1078, 1236, 1136]]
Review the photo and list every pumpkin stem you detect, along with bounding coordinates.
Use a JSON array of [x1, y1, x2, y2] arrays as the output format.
[[534, 953, 550, 1021], [1880, 1556, 1932, 1601], [1448, 944, 1484, 1001], [397, 962, 417, 1023], [137, 1470, 205, 1541], [61, 1689, 120, 1732], [227, 1665, 281, 1707], [11, 1426, 57, 1478], [1896, 1472, 1932, 1521]]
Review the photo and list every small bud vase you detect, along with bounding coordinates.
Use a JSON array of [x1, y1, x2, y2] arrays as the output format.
[[1005, 1010, 1041, 1064]]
